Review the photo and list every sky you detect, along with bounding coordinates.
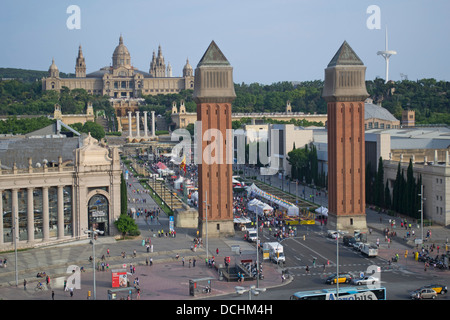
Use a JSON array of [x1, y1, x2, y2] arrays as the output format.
[[0, 0, 449, 84]]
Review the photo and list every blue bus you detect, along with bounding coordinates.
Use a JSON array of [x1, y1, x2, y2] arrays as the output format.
[[290, 286, 386, 300]]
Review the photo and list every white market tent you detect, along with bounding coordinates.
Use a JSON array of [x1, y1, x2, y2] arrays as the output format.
[[246, 183, 299, 216], [174, 176, 184, 189], [315, 206, 328, 216]]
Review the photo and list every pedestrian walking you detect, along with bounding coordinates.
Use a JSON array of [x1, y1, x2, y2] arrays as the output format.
[[23, 279, 27, 290], [182, 257, 185, 267], [52, 290, 54, 300]]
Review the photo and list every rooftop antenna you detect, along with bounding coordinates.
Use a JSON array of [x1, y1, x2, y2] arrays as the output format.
[[377, 26, 397, 83]]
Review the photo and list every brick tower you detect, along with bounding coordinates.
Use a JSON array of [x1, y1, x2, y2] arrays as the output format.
[[194, 41, 236, 238], [322, 41, 369, 232]]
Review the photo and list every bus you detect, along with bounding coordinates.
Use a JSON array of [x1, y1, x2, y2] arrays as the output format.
[[290, 286, 386, 300]]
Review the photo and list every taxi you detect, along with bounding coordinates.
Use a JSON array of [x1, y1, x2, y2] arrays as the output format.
[[325, 273, 352, 284], [422, 284, 447, 295]]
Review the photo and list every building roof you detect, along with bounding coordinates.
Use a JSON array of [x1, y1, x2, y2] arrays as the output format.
[[364, 103, 399, 122], [197, 41, 230, 67], [86, 67, 152, 78], [327, 41, 364, 67], [25, 120, 81, 138], [0, 136, 80, 169], [366, 126, 450, 150]]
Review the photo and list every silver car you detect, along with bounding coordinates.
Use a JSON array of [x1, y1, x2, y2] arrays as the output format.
[[410, 288, 437, 300], [352, 276, 379, 286]]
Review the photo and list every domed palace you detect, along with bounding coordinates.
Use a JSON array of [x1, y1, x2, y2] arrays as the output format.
[[42, 35, 194, 99]]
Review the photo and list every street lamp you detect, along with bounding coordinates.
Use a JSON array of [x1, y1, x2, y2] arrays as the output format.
[[418, 184, 425, 246], [84, 229, 104, 300], [235, 285, 266, 300], [203, 191, 210, 263]]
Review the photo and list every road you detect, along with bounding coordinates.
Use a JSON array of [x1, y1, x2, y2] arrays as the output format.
[[210, 224, 450, 300]]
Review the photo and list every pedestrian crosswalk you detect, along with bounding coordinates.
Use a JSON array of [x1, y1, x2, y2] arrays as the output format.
[[285, 261, 395, 278]]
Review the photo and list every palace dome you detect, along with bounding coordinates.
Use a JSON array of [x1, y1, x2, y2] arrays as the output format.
[[112, 35, 131, 68]]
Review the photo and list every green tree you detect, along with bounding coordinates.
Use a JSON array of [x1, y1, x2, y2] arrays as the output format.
[[406, 159, 415, 216], [392, 163, 402, 212], [365, 162, 374, 205], [120, 173, 128, 215], [374, 157, 385, 207], [70, 121, 105, 140], [114, 214, 139, 238], [384, 183, 391, 209]]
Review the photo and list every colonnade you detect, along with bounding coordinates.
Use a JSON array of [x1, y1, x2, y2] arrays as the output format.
[[0, 186, 71, 245], [127, 110, 156, 139]]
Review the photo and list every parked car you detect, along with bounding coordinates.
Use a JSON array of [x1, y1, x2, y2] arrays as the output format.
[[327, 230, 338, 239], [410, 288, 437, 300], [325, 273, 352, 285], [352, 275, 380, 286], [343, 235, 357, 247], [353, 242, 363, 251], [421, 284, 447, 295]]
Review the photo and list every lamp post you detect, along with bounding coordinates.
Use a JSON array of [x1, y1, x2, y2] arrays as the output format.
[[85, 229, 104, 300], [235, 285, 266, 300], [256, 210, 260, 288], [204, 191, 209, 263], [419, 184, 425, 245]]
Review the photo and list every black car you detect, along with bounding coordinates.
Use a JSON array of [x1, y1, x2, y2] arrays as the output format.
[[343, 235, 356, 247]]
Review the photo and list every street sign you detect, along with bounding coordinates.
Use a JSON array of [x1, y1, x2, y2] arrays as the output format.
[[169, 215, 174, 232]]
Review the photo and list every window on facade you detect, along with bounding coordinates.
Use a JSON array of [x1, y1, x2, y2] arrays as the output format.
[[64, 186, 73, 237]]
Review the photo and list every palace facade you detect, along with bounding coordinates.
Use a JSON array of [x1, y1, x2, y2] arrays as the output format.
[[42, 35, 194, 98], [0, 124, 122, 251]]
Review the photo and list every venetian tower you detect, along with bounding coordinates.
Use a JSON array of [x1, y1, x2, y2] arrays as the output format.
[[322, 41, 369, 232], [194, 41, 236, 238]]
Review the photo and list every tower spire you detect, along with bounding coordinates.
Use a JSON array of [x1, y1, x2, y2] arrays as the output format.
[[75, 44, 86, 78]]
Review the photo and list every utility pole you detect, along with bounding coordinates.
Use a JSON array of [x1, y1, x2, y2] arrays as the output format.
[[419, 184, 425, 245]]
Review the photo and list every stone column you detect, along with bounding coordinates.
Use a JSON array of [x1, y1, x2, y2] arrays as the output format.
[[143, 111, 148, 137], [151, 111, 156, 137], [12, 189, 19, 242], [128, 111, 132, 138], [136, 111, 140, 137], [57, 186, 64, 239], [42, 187, 49, 242], [27, 187, 34, 243]]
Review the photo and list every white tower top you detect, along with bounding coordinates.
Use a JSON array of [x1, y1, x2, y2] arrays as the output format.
[[377, 26, 397, 83]]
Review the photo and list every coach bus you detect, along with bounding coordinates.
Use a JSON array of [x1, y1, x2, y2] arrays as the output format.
[[290, 286, 386, 300]]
